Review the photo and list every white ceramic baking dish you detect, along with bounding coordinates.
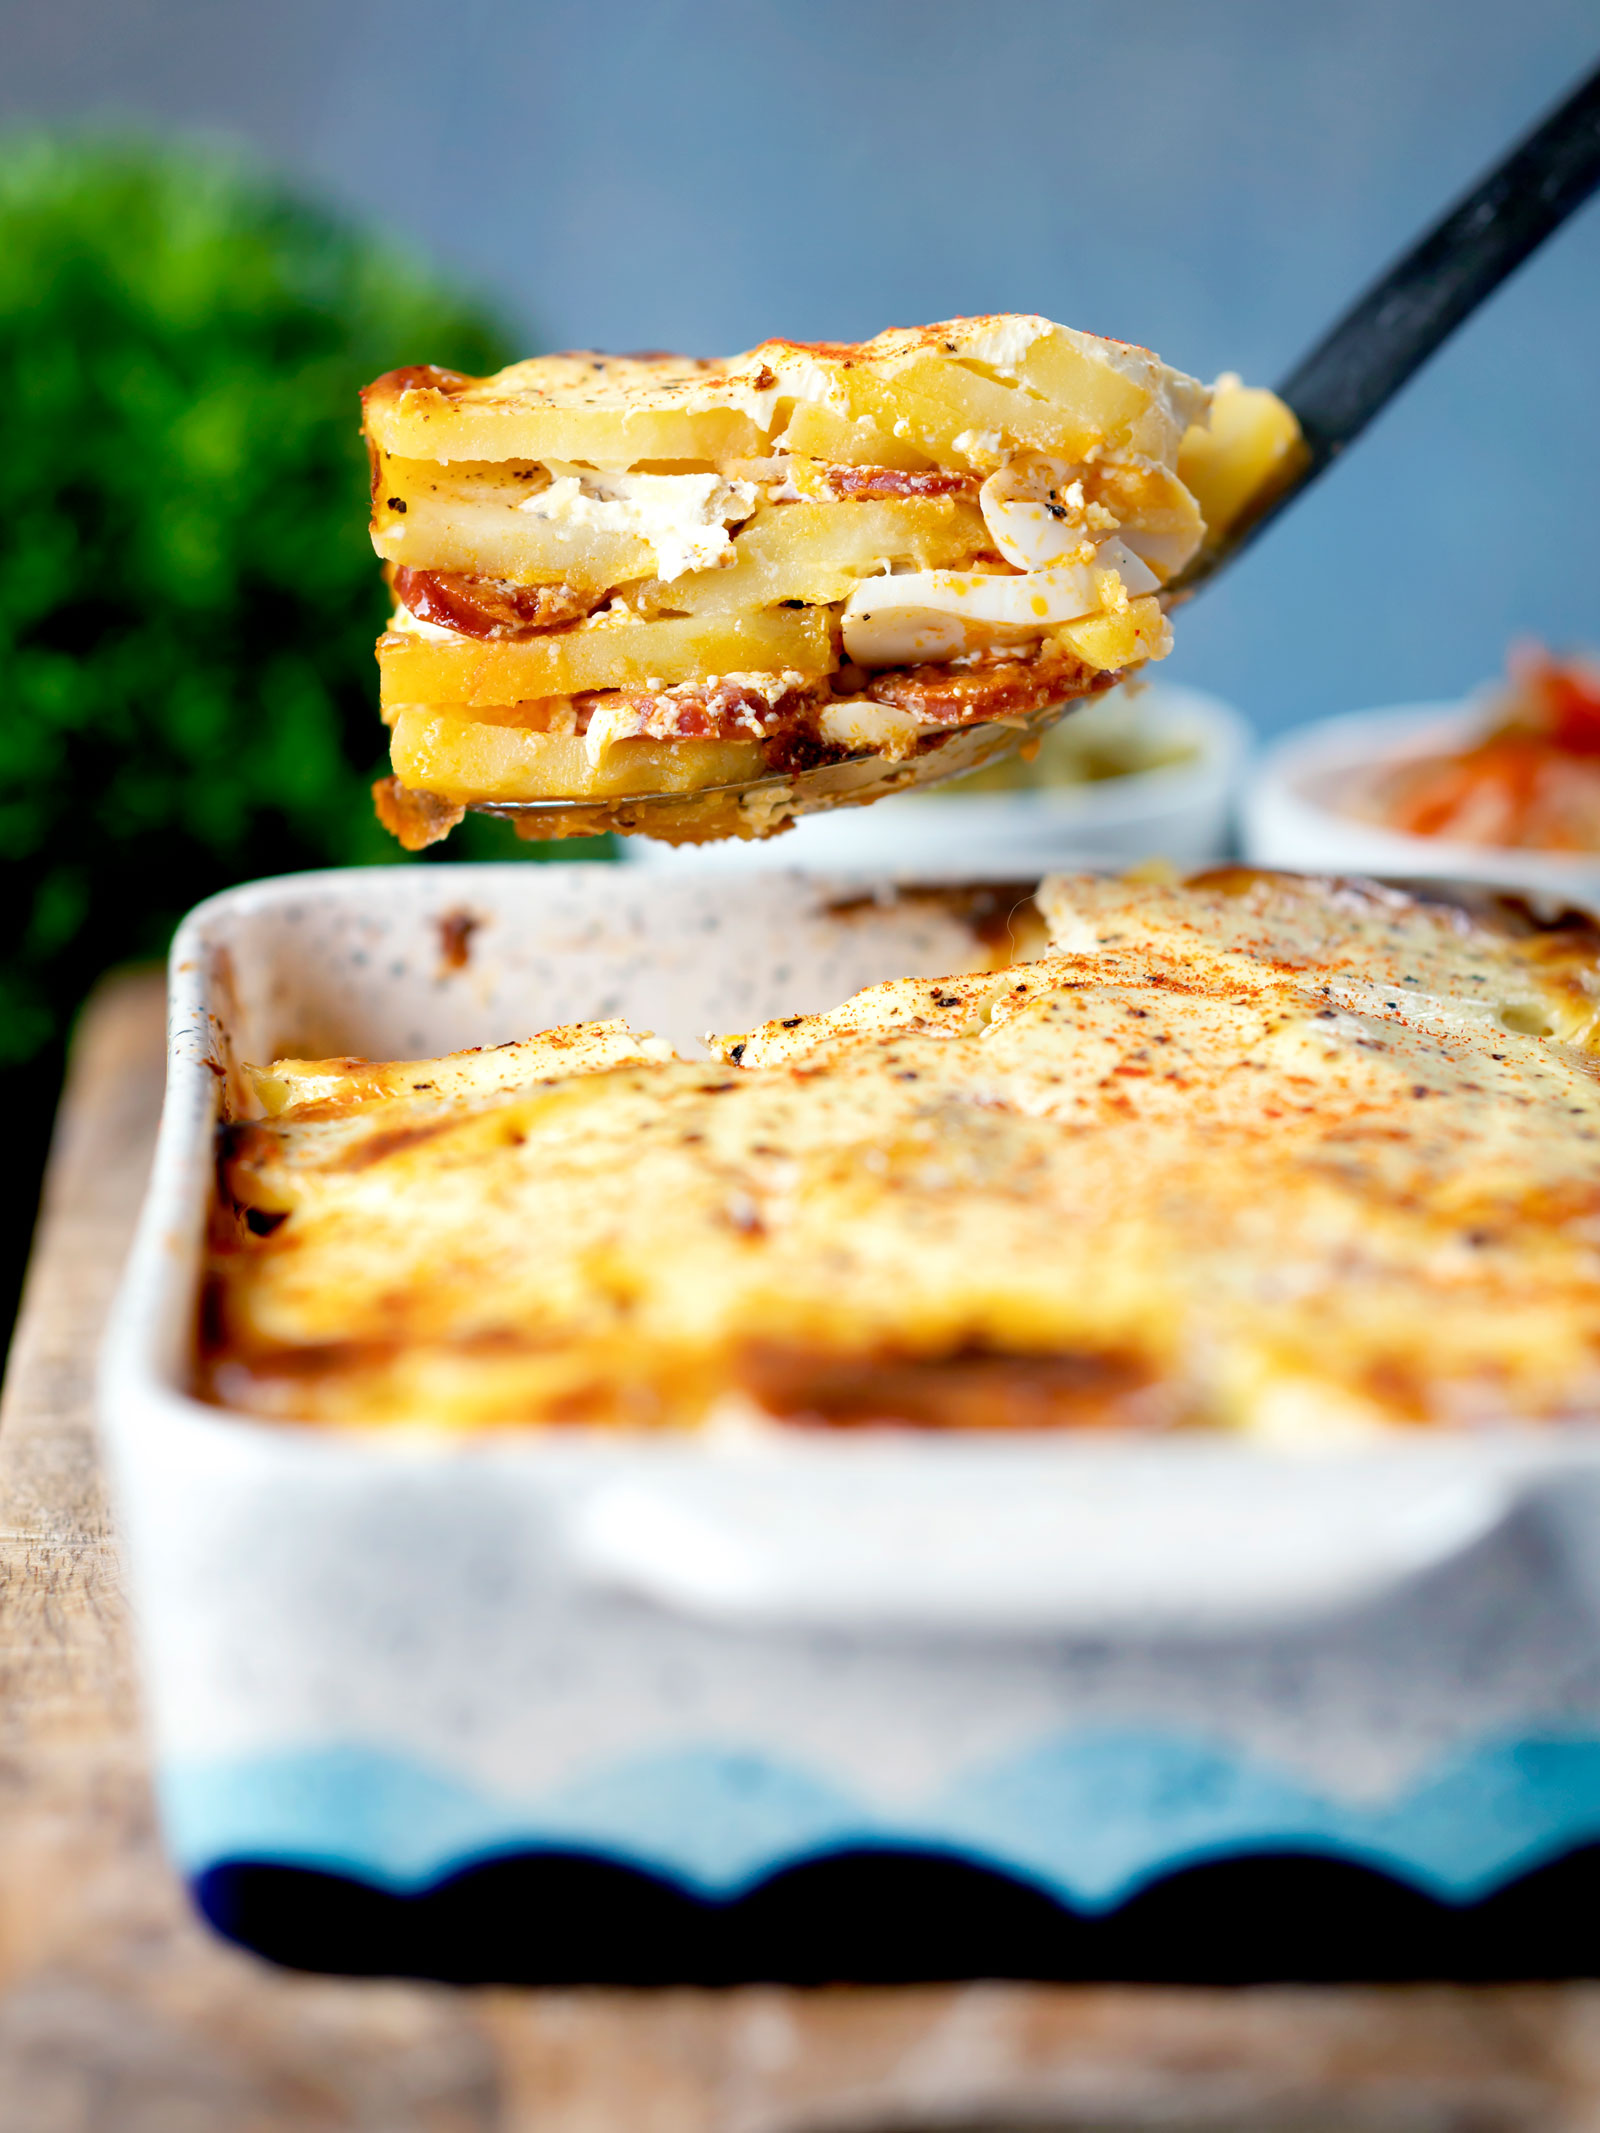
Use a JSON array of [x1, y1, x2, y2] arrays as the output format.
[[98, 862, 1600, 1977]]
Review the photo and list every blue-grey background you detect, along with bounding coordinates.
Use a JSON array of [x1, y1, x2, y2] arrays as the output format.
[[4, 0, 1596, 735]]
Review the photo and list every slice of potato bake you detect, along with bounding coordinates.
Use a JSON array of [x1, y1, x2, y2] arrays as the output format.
[[362, 321, 1294, 847]]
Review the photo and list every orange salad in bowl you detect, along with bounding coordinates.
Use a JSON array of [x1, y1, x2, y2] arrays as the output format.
[[1356, 646, 1600, 851]]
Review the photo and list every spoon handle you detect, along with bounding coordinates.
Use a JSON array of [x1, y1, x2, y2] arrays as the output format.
[[1179, 58, 1600, 593], [1282, 59, 1600, 468]]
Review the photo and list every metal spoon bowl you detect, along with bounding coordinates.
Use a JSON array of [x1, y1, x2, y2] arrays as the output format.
[[473, 696, 1088, 845]]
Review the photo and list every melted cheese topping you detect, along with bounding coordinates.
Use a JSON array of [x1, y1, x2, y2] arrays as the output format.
[[203, 872, 1600, 1436]]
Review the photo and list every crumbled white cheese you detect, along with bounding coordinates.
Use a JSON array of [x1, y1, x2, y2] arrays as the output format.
[[723, 455, 801, 503], [388, 604, 461, 643], [951, 428, 1006, 466], [583, 696, 641, 765], [582, 669, 813, 766], [518, 463, 760, 582], [713, 669, 815, 706]]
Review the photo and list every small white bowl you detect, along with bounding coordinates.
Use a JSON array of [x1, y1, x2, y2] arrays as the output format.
[[628, 683, 1250, 876], [1242, 702, 1600, 905]]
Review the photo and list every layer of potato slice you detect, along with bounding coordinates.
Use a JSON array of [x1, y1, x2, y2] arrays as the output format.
[[379, 606, 835, 709], [364, 323, 1198, 479], [775, 400, 937, 470], [373, 456, 656, 588], [389, 713, 765, 802], [365, 354, 770, 466], [1177, 379, 1306, 543], [642, 498, 991, 616], [374, 473, 989, 604], [828, 340, 1152, 471], [247, 1024, 676, 1118]]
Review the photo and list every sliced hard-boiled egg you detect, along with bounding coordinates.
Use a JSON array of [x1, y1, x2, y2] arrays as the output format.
[[815, 698, 925, 760], [979, 452, 1105, 571], [840, 540, 1158, 667]]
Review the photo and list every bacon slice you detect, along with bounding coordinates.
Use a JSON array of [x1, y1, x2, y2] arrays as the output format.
[[393, 567, 601, 639], [818, 464, 980, 501], [571, 651, 1118, 767], [867, 647, 1104, 726], [576, 674, 833, 746]]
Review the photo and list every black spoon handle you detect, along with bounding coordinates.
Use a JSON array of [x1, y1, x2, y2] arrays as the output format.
[[1177, 57, 1600, 593]]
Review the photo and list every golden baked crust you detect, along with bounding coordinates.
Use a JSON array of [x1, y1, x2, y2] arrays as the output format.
[[361, 322, 1205, 467], [204, 871, 1600, 1436], [362, 353, 779, 465]]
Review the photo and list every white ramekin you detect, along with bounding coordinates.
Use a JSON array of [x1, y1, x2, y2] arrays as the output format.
[[1242, 701, 1600, 905]]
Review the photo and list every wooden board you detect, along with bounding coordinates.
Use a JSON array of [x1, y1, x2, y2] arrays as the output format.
[[4, 968, 1600, 2131]]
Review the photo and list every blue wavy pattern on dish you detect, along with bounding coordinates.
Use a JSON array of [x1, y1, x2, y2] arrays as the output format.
[[156, 1729, 1600, 1907]]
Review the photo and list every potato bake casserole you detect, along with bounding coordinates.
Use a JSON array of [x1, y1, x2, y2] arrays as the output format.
[[363, 319, 1292, 848], [205, 870, 1600, 1437]]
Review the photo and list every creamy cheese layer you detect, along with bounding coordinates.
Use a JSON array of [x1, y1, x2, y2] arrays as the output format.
[[519, 464, 761, 582], [206, 872, 1600, 1436]]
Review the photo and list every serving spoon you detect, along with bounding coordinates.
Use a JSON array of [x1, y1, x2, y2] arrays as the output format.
[[477, 58, 1600, 833]]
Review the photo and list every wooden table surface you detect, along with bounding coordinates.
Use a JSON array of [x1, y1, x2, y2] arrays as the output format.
[[9, 971, 1600, 2132]]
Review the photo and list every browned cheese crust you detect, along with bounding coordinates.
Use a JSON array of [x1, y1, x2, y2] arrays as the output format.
[[203, 872, 1600, 1434]]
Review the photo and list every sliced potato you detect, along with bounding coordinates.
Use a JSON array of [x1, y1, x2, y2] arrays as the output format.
[[390, 712, 765, 802], [373, 455, 657, 588], [248, 1025, 674, 1117], [1177, 381, 1305, 542], [776, 399, 934, 470], [1055, 595, 1172, 673], [365, 355, 768, 466], [1016, 332, 1152, 441], [838, 353, 1145, 470], [434, 698, 578, 731], [373, 458, 987, 600], [645, 497, 990, 616], [379, 606, 836, 708], [363, 327, 1204, 489]]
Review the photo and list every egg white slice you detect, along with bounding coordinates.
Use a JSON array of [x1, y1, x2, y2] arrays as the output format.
[[840, 541, 1158, 667], [979, 452, 1098, 571]]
